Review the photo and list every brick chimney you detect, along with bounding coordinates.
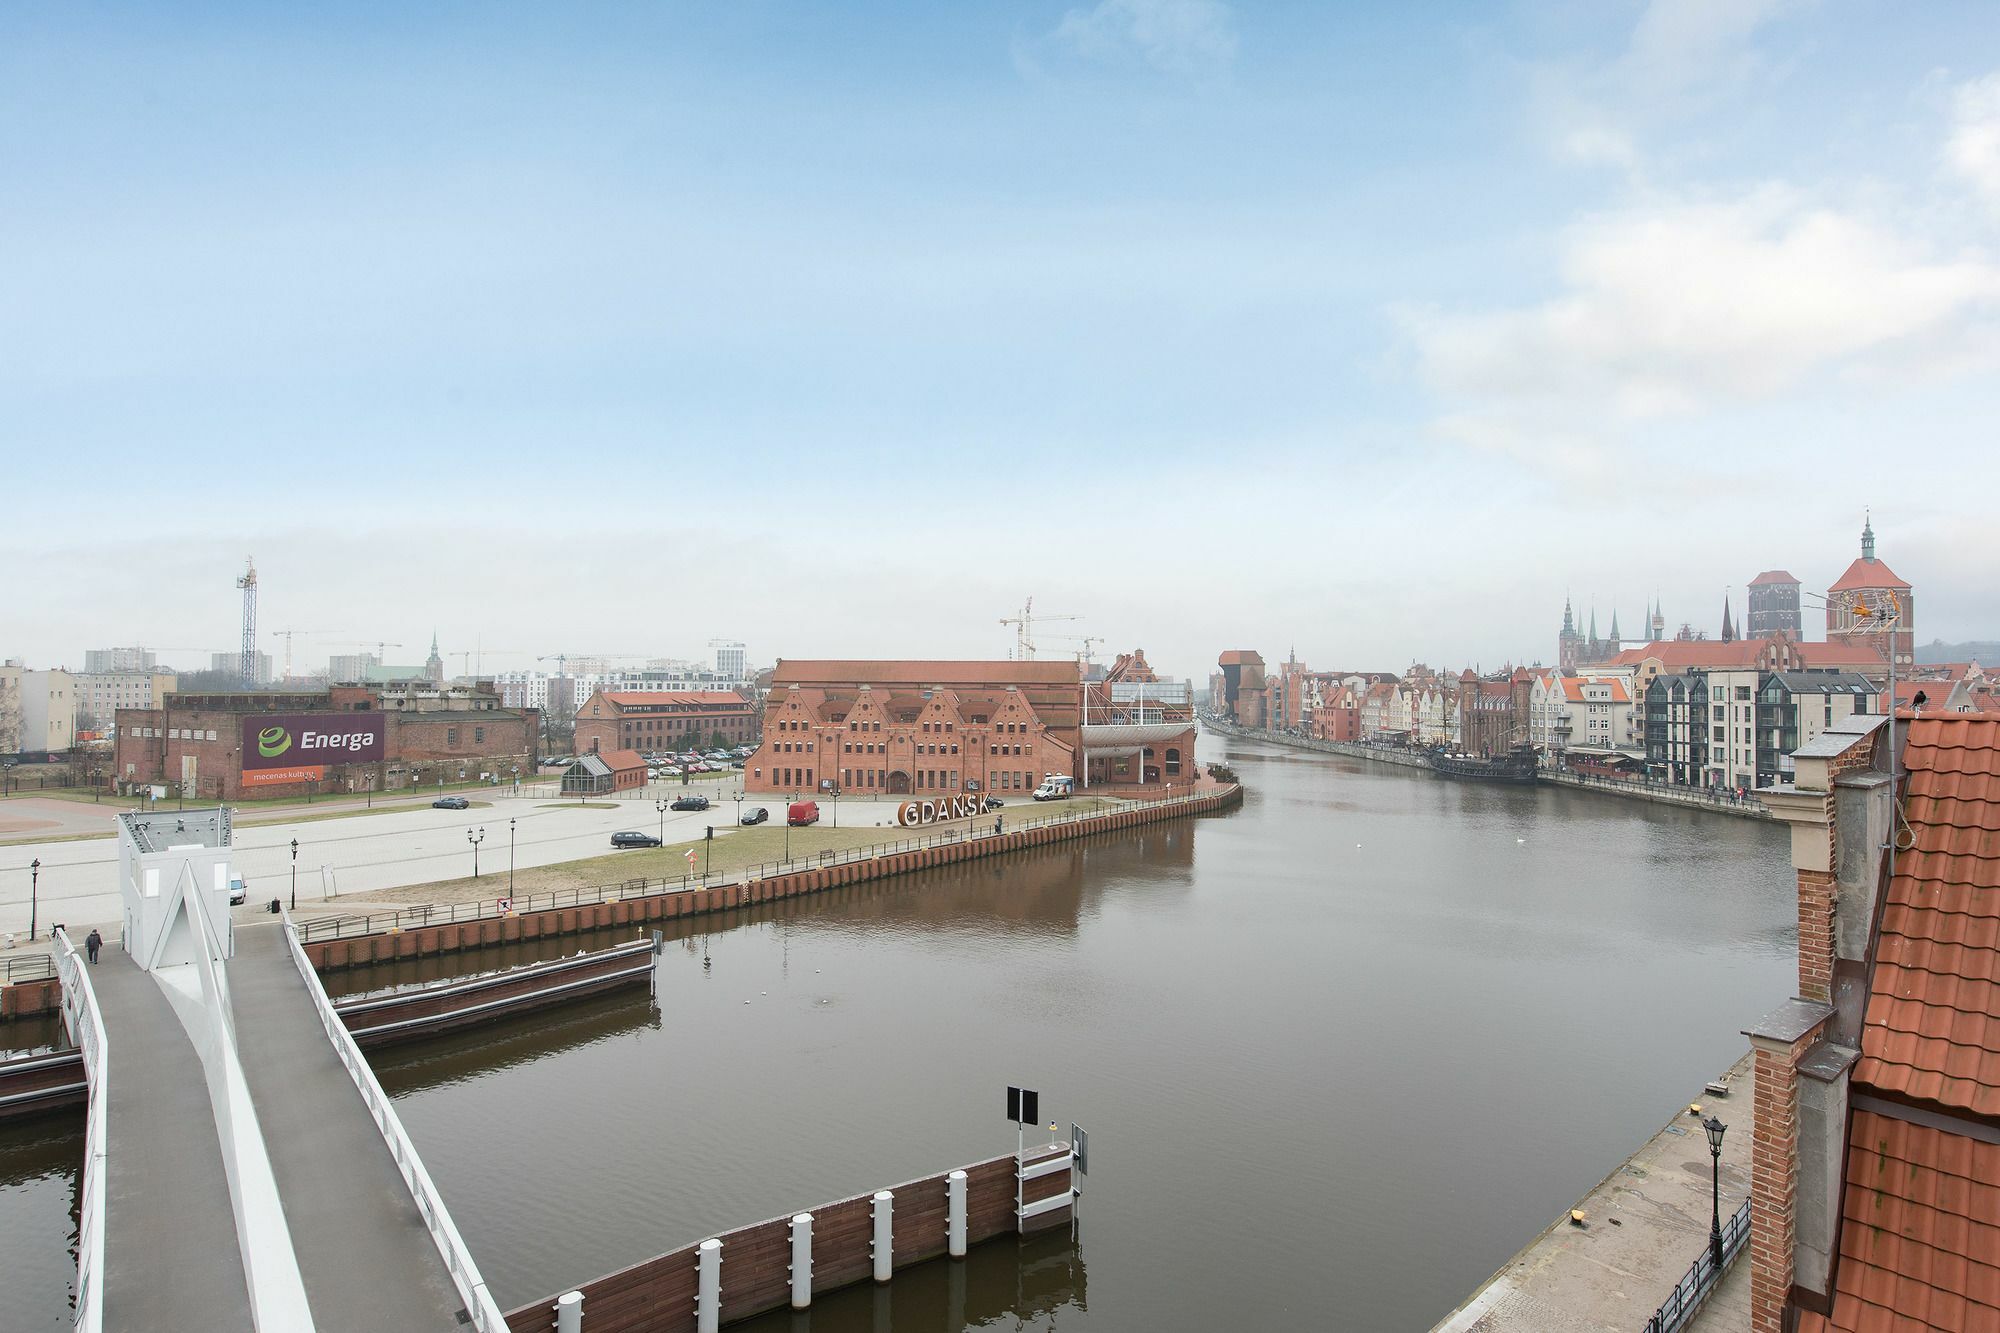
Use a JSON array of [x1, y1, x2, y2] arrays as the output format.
[[1752, 717, 1891, 1332]]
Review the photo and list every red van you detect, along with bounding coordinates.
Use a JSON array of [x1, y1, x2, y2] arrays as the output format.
[[787, 800, 820, 827]]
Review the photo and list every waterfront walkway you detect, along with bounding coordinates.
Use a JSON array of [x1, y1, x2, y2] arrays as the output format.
[[1432, 1053, 1755, 1333]]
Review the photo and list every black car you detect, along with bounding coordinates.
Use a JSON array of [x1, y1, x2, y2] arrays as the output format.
[[982, 796, 1005, 811], [671, 795, 710, 812], [740, 806, 769, 825], [433, 796, 470, 810], [610, 831, 662, 848]]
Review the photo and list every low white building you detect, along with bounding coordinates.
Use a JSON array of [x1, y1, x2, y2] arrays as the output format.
[[17, 669, 76, 755]]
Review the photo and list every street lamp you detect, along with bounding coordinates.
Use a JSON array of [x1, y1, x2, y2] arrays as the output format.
[[1703, 1115, 1727, 1268], [289, 838, 299, 911], [732, 790, 744, 826], [467, 826, 485, 878], [29, 858, 40, 941], [656, 798, 671, 847], [508, 817, 516, 896], [784, 791, 797, 863]]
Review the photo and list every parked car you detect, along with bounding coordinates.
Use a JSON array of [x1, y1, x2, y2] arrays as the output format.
[[740, 806, 769, 826], [433, 795, 470, 810], [227, 874, 249, 906], [787, 800, 820, 827], [671, 794, 710, 812], [982, 796, 1006, 811], [611, 831, 662, 848]]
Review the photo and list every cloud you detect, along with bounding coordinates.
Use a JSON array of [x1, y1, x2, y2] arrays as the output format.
[[1046, 0, 1236, 77], [1947, 71, 2000, 210], [1398, 185, 2000, 457]]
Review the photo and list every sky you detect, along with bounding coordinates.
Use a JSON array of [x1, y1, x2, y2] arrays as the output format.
[[5, 0, 1998, 683]]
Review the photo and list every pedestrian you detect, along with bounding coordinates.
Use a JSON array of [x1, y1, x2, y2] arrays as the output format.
[[84, 929, 102, 964], [994, 815, 1003, 835]]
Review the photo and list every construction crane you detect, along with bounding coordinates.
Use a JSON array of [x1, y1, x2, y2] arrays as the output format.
[[1044, 633, 1103, 667], [268, 628, 344, 680], [998, 597, 1080, 660], [452, 648, 521, 676], [235, 557, 259, 685], [535, 652, 649, 676], [322, 639, 405, 661]]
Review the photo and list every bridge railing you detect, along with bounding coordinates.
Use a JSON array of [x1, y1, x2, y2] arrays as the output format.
[[2, 953, 57, 984], [52, 928, 107, 1333], [280, 914, 510, 1333]]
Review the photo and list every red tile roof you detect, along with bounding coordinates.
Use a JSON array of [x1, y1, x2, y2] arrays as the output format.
[[598, 748, 647, 772], [1217, 650, 1265, 668], [1561, 676, 1631, 703], [1749, 569, 1800, 586], [600, 691, 748, 707], [1830, 555, 1912, 592], [1795, 1110, 2000, 1333], [773, 659, 1080, 686], [1852, 717, 2000, 1116]]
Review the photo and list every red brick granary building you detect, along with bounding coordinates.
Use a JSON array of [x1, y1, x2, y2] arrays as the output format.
[[749, 655, 1195, 797], [571, 690, 756, 757]]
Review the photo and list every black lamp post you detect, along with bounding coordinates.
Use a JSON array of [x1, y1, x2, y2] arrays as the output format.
[[508, 817, 516, 896], [289, 838, 299, 910], [784, 791, 797, 863], [656, 798, 670, 847], [1703, 1115, 1727, 1268], [467, 826, 485, 878], [29, 858, 40, 941]]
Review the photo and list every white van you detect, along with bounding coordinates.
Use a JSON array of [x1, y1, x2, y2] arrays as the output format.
[[1032, 776, 1074, 801]]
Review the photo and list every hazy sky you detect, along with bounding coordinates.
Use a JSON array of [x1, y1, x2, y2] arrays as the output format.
[[6, 1, 1997, 683]]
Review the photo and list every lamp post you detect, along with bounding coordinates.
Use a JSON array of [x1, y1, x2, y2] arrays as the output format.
[[784, 791, 797, 863], [28, 858, 39, 941], [289, 838, 298, 911], [467, 826, 485, 879], [1702, 1115, 1727, 1269], [733, 791, 744, 827], [508, 817, 516, 896], [656, 798, 671, 847]]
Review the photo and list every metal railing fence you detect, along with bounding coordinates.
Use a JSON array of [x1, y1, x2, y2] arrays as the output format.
[[279, 915, 509, 1332], [1, 953, 57, 984], [1642, 1199, 1750, 1333], [297, 787, 1226, 945]]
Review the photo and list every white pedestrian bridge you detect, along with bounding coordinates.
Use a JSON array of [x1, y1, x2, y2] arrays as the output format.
[[53, 809, 505, 1332]]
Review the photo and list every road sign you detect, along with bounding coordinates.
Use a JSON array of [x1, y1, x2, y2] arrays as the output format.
[[1072, 1124, 1088, 1175], [1006, 1086, 1039, 1126]]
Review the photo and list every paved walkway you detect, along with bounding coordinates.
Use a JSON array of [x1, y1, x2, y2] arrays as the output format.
[[1685, 1244, 1751, 1330], [90, 943, 255, 1333], [228, 922, 468, 1332], [1432, 1052, 1755, 1333]]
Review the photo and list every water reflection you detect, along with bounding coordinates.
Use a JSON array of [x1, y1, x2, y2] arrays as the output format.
[[733, 1227, 1087, 1333]]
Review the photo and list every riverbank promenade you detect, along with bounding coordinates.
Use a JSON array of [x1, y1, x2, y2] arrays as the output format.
[[1431, 1054, 1754, 1333]]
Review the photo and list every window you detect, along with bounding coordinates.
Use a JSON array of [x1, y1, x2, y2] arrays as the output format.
[[475, 727, 485, 743], [448, 727, 459, 746]]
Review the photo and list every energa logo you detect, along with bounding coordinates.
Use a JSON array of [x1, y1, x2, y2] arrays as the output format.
[[257, 725, 293, 759]]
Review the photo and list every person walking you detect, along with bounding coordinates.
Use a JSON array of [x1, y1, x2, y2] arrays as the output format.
[[84, 929, 102, 964], [994, 815, 1003, 835]]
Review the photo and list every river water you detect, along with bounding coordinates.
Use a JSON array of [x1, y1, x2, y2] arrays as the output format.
[[0, 733, 1792, 1330]]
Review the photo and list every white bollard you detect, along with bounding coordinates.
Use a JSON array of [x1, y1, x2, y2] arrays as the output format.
[[947, 1170, 968, 1258], [789, 1213, 813, 1309], [871, 1190, 894, 1283], [697, 1237, 722, 1333], [555, 1290, 583, 1333]]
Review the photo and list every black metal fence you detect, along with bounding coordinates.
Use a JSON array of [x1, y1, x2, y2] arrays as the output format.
[[0, 953, 57, 985], [1642, 1199, 1750, 1333]]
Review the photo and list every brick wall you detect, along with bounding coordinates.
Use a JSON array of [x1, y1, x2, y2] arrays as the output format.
[[1750, 1025, 1821, 1333]]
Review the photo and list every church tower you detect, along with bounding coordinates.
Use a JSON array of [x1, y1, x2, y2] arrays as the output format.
[[1720, 596, 1736, 643], [425, 631, 445, 684]]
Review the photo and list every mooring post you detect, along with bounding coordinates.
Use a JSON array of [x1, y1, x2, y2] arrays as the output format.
[[789, 1213, 813, 1309], [555, 1290, 583, 1333], [871, 1190, 894, 1282], [696, 1237, 722, 1333], [947, 1170, 968, 1258]]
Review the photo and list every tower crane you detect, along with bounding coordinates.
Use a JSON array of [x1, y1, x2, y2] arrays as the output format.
[[321, 640, 406, 665], [535, 652, 650, 676], [998, 597, 1080, 660], [1043, 633, 1103, 667], [267, 628, 345, 680]]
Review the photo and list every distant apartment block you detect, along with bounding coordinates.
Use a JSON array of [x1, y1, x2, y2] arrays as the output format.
[[211, 650, 274, 684], [85, 646, 158, 673], [76, 670, 177, 730], [17, 669, 76, 755]]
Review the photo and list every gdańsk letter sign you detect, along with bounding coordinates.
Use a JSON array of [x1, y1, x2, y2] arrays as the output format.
[[240, 713, 387, 786], [895, 794, 982, 827]]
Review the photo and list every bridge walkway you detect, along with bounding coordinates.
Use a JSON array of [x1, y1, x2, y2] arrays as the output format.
[[90, 941, 254, 1333], [227, 921, 468, 1332]]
